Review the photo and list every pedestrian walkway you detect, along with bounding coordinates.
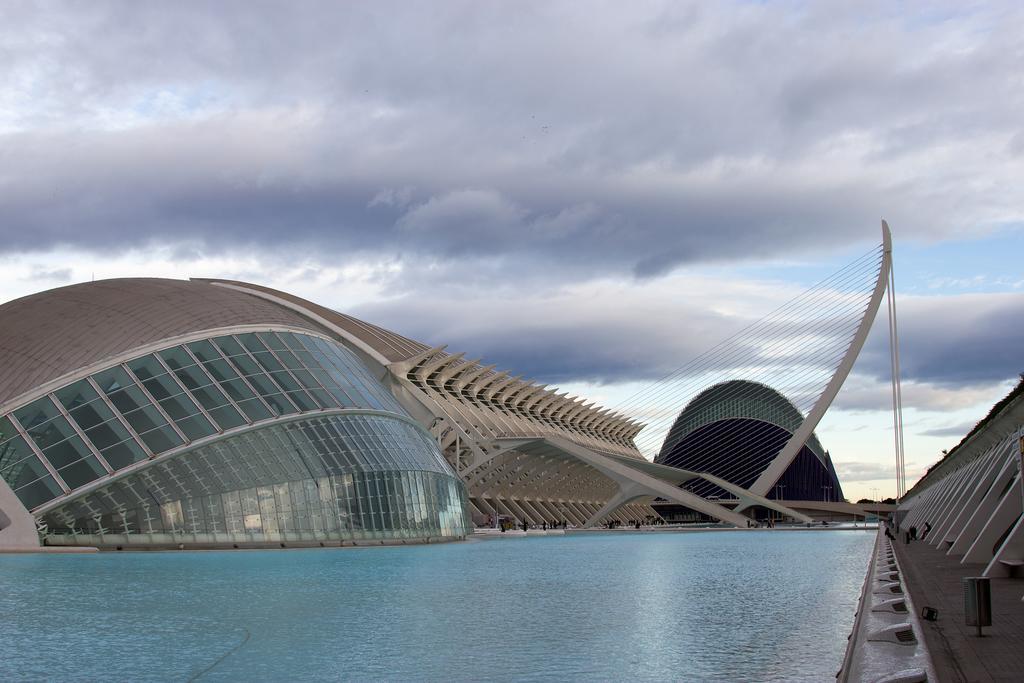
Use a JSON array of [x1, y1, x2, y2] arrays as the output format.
[[895, 535, 1024, 682]]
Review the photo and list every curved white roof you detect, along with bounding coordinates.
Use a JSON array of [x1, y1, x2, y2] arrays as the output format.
[[0, 278, 324, 409]]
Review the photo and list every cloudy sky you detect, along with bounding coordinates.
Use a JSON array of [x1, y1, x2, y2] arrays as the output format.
[[2, 1, 1022, 500]]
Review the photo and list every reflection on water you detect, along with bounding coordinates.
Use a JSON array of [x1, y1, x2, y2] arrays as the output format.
[[0, 530, 872, 682]]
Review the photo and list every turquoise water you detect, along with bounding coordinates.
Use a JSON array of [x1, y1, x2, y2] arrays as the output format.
[[0, 530, 873, 682]]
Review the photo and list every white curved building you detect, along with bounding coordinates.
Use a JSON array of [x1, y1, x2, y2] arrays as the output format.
[[0, 279, 469, 550], [1, 277, 805, 551]]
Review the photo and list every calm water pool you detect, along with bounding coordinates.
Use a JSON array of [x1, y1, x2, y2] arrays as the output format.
[[1, 529, 873, 682]]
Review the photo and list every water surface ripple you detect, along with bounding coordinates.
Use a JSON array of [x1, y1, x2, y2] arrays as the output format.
[[0, 530, 873, 681]]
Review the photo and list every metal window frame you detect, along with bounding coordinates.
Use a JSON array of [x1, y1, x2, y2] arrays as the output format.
[[178, 343, 256, 425], [121, 362, 192, 444], [7, 410, 71, 494], [209, 336, 298, 416], [85, 376, 157, 460], [257, 331, 339, 412], [48, 392, 115, 475], [150, 352, 224, 434]]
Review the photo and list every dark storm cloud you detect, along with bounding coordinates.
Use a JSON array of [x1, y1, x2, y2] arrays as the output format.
[[352, 287, 1024, 395], [918, 423, 978, 438], [855, 292, 1024, 388], [1, 1, 1023, 281]]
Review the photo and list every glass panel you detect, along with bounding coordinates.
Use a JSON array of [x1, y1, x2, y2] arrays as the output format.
[[267, 369, 300, 392], [158, 346, 198, 371], [235, 398, 273, 422], [305, 386, 337, 410], [187, 384, 230, 411], [174, 414, 216, 441], [100, 439, 148, 470], [139, 425, 184, 454], [14, 475, 63, 509], [243, 374, 297, 416], [284, 388, 319, 412], [0, 415, 17, 446], [253, 351, 286, 374], [237, 333, 269, 354], [56, 455, 107, 489], [186, 339, 223, 364], [92, 366, 135, 394], [14, 397, 60, 432], [158, 394, 201, 421], [69, 398, 116, 431], [42, 434, 96, 470], [311, 369, 357, 408], [13, 395, 66, 444], [0, 438, 50, 487], [225, 350, 261, 377], [279, 332, 306, 351], [55, 380, 101, 412], [216, 376, 252, 401], [272, 347, 303, 371], [121, 404, 167, 435], [16, 413, 77, 454], [212, 336, 247, 358], [141, 374, 185, 402], [127, 355, 167, 382], [169, 363, 218, 394], [107, 385, 152, 415], [84, 420, 132, 451], [209, 404, 247, 430], [257, 331, 287, 351]]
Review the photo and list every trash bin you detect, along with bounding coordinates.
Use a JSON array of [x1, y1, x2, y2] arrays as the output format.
[[963, 576, 991, 636]]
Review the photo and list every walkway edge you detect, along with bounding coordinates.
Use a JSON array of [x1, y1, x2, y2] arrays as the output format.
[[838, 528, 937, 682]]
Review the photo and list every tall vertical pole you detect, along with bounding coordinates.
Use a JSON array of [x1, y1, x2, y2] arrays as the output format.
[[887, 238, 907, 498]]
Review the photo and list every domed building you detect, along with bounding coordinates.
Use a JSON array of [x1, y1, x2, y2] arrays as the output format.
[[655, 380, 844, 504], [0, 279, 470, 549], [1, 278, 825, 551]]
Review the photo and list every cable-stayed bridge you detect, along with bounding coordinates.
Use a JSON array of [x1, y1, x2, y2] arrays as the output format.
[[201, 223, 904, 528]]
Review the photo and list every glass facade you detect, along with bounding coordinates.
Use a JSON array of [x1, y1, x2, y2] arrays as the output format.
[[40, 413, 469, 547], [0, 331, 405, 512]]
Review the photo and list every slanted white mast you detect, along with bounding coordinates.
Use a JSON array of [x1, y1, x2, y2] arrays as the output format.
[[746, 221, 894, 496]]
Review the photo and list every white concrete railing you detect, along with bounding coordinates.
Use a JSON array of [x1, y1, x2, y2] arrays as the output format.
[[837, 528, 936, 683]]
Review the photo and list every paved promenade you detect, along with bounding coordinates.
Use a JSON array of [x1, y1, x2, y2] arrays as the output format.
[[895, 536, 1024, 682]]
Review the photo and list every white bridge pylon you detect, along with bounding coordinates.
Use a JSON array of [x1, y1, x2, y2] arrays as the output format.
[[742, 221, 893, 499], [605, 221, 895, 520]]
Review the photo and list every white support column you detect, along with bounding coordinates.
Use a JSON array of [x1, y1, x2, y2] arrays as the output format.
[[983, 514, 1024, 578], [519, 499, 549, 526], [921, 466, 966, 536], [534, 499, 562, 525], [491, 497, 517, 524], [475, 496, 499, 522], [948, 455, 1019, 555], [504, 497, 540, 526], [937, 447, 1007, 547], [912, 466, 967, 529], [962, 479, 1022, 565], [561, 501, 585, 528], [931, 447, 1003, 546], [909, 471, 959, 529], [927, 456, 988, 543], [910, 477, 949, 528]]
